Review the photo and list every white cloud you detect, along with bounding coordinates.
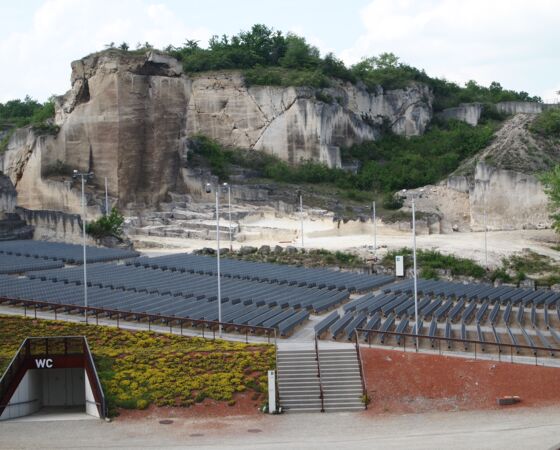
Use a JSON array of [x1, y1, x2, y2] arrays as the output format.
[[341, 0, 560, 98], [0, 0, 211, 102]]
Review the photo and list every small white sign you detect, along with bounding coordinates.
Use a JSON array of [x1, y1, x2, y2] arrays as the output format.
[[268, 370, 276, 413], [395, 255, 404, 277]]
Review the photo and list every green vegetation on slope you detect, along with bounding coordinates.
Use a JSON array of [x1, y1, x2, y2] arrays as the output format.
[[0, 96, 58, 153], [0, 95, 56, 129], [531, 108, 560, 138], [188, 118, 496, 194], [161, 24, 540, 110], [382, 248, 486, 279], [0, 315, 274, 416], [540, 165, 560, 233]]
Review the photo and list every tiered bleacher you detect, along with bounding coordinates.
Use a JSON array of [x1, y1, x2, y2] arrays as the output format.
[[316, 278, 560, 354], [0, 253, 64, 274], [129, 253, 394, 293], [0, 240, 139, 264], [0, 245, 395, 337]]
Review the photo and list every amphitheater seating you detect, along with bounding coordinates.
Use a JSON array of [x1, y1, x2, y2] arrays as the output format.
[[0, 240, 139, 264]]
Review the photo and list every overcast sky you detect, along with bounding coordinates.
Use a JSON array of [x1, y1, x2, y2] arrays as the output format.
[[1, 0, 559, 103]]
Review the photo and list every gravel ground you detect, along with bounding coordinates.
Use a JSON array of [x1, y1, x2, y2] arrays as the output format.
[[2, 406, 560, 449]]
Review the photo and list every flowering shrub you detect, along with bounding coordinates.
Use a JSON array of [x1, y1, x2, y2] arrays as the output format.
[[0, 315, 274, 414]]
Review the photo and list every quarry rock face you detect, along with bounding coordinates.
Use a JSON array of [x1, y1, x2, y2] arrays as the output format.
[[413, 114, 560, 231], [187, 72, 432, 167], [0, 50, 432, 213], [438, 103, 483, 126]]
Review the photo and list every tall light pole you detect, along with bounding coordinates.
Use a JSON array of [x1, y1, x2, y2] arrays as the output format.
[[104, 177, 109, 216], [372, 201, 377, 257], [206, 183, 222, 337], [482, 182, 488, 270], [402, 188, 423, 349], [223, 182, 232, 251], [298, 190, 304, 249], [73, 169, 94, 323]]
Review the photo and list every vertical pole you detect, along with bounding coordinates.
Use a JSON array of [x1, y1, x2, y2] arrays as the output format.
[[373, 201, 377, 257], [81, 175, 88, 324], [104, 177, 109, 216], [412, 198, 418, 350], [483, 188, 488, 269], [216, 190, 222, 338], [300, 193, 304, 249], [228, 185, 232, 252]]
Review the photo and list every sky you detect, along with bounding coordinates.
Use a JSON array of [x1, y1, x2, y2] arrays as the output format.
[[1, 0, 559, 103]]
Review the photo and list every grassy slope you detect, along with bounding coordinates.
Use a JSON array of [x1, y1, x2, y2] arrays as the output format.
[[0, 315, 274, 415]]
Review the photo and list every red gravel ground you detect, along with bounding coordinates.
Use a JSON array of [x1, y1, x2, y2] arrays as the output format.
[[118, 392, 262, 421], [362, 347, 560, 414]]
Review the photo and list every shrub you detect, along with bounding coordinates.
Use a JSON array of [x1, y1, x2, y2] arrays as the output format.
[[382, 192, 404, 210], [382, 248, 486, 279], [530, 108, 560, 138], [86, 208, 124, 239]]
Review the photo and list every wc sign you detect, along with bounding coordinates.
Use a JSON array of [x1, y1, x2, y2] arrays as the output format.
[[34, 358, 54, 369]]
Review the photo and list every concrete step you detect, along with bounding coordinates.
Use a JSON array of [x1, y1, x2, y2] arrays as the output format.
[[281, 394, 321, 401], [282, 406, 322, 413], [324, 406, 365, 412]]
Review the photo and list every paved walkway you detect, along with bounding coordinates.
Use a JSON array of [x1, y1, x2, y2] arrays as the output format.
[[1, 406, 560, 449]]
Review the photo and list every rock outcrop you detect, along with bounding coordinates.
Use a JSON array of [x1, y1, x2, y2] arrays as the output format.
[[0, 50, 432, 213], [187, 72, 432, 167], [437, 103, 483, 126], [411, 113, 560, 231]]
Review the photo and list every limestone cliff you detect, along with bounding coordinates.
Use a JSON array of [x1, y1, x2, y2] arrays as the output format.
[[410, 113, 560, 231], [0, 50, 432, 213]]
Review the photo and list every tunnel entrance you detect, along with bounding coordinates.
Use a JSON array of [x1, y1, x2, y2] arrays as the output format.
[[0, 336, 106, 421]]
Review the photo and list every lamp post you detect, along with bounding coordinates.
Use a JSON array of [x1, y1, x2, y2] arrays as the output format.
[[402, 188, 423, 349], [297, 190, 304, 249], [73, 169, 94, 323], [223, 182, 232, 251], [104, 177, 109, 216], [206, 183, 222, 337], [372, 201, 377, 257], [482, 182, 488, 270]]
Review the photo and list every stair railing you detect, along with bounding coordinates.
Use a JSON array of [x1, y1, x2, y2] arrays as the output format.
[[0, 338, 30, 417], [314, 334, 325, 413], [354, 331, 368, 410]]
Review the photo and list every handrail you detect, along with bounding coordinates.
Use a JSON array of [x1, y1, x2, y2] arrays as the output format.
[[83, 338, 106, 418], [0, 338, 30, 415], [0, 296, 276, 339], [354, 332, 368, 410], [314, 334, 325, 413], [273, 328, 280, 413], [355, 327, 560, 356]]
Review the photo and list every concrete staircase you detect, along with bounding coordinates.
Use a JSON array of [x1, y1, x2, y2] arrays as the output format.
[[319, 348, 364, 412], [277, 349, 322, 413], [277, 346, 365, 413]]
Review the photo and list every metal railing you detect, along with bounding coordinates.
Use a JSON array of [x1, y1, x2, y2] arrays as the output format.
[[314, 335, 325, 413], [355, 327, 560, 366], [353, 332, 368, 409], [0, 338, 30, 416], [83, 338, 106, 418], [0, 296, 277, 344]]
